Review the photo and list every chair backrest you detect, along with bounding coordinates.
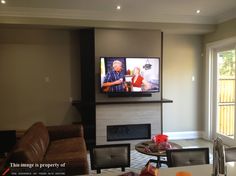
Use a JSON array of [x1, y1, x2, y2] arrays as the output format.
[[166, 147, 209, 167], [90, 143, 130, 173], [225, 147, 236, 162]]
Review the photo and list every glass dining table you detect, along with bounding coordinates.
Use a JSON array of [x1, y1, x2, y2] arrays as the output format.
[[135, 140, 182, 167]]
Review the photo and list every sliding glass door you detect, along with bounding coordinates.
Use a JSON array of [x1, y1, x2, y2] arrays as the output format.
[[215, 49, 235, 145], [207, 37, 236, 146]]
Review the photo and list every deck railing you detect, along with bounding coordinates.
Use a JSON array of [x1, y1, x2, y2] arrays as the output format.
[[218, 79, 235, 137]]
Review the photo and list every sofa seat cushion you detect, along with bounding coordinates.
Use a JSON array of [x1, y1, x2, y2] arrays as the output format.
[[46, 137, 86, 155], [43, 137, 88, 175]]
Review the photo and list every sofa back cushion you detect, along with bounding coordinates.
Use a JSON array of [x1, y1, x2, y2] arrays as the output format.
[[9, 122, 49, 163]]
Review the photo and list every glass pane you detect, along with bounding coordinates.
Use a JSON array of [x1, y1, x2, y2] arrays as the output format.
[[217, 49, 235, 138]]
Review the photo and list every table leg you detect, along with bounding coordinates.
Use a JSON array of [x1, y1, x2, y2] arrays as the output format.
[[149, 156, 168, 168], [149, 158, 161, 168]]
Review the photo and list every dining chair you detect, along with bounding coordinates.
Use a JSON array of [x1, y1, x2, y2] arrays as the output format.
[[225, 147, 236, 162], [90, 143, 130, 174], [166, 147, 209, 167]]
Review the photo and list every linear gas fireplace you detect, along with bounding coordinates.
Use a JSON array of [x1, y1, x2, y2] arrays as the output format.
[[107, 124, 151, 141]]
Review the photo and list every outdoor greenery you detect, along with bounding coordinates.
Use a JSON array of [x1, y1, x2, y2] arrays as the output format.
[[218, 50, 235, 79]]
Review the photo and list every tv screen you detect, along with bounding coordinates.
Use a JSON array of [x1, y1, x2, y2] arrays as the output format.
[[100, 57, 160, 93]]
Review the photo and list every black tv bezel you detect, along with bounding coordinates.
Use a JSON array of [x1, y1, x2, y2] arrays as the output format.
[[99, 56, 160, 97]]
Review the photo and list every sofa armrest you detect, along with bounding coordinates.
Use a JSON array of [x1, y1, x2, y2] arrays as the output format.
[[47, 124, 84, 141]]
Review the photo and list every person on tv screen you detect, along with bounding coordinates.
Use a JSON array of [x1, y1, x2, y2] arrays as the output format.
[[102, 60, 125, 92], [132, 67, 150, 91]]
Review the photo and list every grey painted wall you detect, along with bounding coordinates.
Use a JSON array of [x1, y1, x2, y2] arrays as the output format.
[[95, 28, 162, 102], [0, 26, 205, 137], [0, 28, 81, 130], [163, 34, 203, 133], [204, 18, 236, 43]]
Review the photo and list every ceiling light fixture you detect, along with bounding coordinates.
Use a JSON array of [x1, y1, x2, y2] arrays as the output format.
[[116, 5, 121, 10], [196, 10, 201, 14], [1, 0, 6, 4]]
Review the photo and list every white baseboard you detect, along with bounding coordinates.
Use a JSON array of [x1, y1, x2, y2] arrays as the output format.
[[164, 131, 204, 140]]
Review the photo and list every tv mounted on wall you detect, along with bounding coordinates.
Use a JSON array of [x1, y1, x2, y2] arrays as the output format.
[[100, 57, 160, 96]]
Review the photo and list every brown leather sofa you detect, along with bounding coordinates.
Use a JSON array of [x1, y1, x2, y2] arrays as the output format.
[[3, 122, 89, 175]]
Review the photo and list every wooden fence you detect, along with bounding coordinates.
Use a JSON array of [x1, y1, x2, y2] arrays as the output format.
[[218, 79, 235, 136]]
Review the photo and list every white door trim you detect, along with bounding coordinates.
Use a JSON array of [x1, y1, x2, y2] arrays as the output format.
[[205, 36, 236, 143]]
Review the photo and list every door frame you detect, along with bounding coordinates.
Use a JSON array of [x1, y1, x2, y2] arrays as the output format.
[[205, 36, 236, 146]]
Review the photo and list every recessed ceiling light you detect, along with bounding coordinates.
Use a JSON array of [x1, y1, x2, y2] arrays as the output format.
[[1, 0, 6, 4], [196, 10, 201, 14], [116, 5, 121, 10]]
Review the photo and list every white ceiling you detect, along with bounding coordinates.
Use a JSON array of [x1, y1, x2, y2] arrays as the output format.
[[0, 0, 236, 24]]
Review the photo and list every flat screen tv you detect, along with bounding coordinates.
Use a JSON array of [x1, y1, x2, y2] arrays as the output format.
[[100, 57, 160, 94]]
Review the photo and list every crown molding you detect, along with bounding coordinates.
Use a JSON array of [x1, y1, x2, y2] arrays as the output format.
[[0, 7, 218, 24], [0, 7, 217, 34], [0, 16, 216, 35]]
